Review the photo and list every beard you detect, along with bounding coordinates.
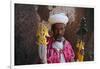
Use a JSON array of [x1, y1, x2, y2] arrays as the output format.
[[54, 35, 63, 42]]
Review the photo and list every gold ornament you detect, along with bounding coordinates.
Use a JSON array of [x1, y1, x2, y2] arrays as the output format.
[[36, 23, 49, 46], [76, 39, 85, 61]]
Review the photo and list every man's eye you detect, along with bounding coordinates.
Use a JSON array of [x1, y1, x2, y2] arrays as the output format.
[[61, 28, 64, 30], [54, 30, 58, 33]]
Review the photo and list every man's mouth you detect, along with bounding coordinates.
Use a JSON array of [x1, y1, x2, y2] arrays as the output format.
[[55, 35, 63, 42]]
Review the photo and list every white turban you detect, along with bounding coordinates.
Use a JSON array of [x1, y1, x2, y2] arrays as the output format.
[[48, 13, 69, 25]]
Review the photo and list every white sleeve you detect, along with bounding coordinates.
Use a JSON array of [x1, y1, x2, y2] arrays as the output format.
[[38, 45, 47, 63]]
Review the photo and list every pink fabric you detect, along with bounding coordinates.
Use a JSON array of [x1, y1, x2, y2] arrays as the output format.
[[47, 37, 75, 63]]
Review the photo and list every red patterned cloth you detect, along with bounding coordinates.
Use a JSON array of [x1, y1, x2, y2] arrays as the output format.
[[47, 37, 75, 63]]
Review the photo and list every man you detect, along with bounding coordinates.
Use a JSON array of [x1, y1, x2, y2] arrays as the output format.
[[39, 13, 75, 63]]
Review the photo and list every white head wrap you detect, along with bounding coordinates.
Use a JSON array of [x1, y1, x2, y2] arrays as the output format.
[[48, 13, 69, 25]]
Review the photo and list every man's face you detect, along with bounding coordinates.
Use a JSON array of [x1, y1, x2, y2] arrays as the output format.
[[52, 23, 65, 42]]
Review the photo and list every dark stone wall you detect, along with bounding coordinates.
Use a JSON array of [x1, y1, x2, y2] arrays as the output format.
[[15, 4, 40, 65]]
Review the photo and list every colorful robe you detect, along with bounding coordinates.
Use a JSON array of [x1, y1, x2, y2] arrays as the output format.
[[47, 37, 75, 63]]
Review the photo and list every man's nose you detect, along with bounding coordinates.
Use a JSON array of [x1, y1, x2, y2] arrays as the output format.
[[57, 30, 62, 34]]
